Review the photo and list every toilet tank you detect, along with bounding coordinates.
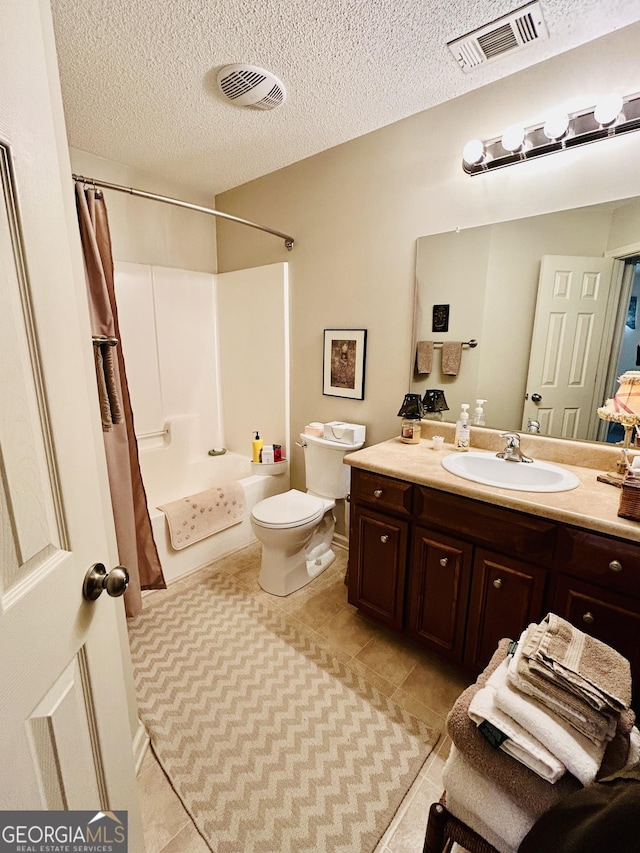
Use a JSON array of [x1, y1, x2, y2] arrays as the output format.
[[301, 433, 363, 498]]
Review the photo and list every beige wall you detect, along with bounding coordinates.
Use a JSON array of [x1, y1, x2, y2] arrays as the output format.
[[215, 23, 640, 490], [70, 148, 217, 272]]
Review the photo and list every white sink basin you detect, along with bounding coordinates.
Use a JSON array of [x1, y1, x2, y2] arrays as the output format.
[[441, 451, 580, 493]]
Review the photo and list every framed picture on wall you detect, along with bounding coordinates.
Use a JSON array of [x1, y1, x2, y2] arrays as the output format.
[[322, 329, 367, 399]]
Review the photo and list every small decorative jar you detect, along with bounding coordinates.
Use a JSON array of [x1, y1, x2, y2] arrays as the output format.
[[400, 416, 421, 444]]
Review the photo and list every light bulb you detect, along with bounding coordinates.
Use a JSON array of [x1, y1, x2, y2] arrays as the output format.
[[594, 93, 623, 127], [543, 111, 569, 141], [501, 123, 526, 153], [462, 138, 485, 166]]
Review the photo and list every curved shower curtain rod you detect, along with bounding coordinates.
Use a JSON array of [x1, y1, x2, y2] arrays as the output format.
[[72, 173, 295, 250]]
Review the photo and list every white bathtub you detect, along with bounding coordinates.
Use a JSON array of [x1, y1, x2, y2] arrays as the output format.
[[138, 417, 289, 585]]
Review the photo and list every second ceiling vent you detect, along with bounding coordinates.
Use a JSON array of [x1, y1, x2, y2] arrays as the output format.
[[447, 1, 549, 72], [217, 64, 286, 110]]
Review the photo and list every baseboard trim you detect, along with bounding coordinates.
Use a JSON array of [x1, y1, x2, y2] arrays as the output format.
[[133, 718, 150, 775], [333, 533, 348, 552]]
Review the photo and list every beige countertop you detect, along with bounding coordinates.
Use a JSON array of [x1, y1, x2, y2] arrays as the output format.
[[344, 423, 640, 543]]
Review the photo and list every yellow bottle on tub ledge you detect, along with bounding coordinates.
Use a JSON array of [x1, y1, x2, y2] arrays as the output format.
[[252, 431, 264, 463]]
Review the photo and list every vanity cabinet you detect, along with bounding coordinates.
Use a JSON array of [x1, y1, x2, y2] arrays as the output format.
[[406, 527, 472, 660], [550, 525, 640, 708], [347, 465, 640, 703], [347, 469, 553, 672], [464, 550, 547, 672], [349, 505, 408, 629], [348, 469, 412, 630]]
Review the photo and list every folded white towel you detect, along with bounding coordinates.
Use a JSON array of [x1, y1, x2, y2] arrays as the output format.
[[443, 745, 538, 853], [469, 661, 565, 783], [495, 648, 606, 785]]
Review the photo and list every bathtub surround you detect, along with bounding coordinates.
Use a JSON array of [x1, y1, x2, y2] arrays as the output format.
[[75, 182, 165, 615], [128, 567, 438, 853], [113, 261, 290, 584]]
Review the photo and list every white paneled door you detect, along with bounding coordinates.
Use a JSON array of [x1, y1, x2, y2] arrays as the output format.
[[522, 255, 616, 439], [0, 4, 142, 848]]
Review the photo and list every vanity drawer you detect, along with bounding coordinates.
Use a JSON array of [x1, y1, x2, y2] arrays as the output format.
[[554, 526, 640, 599], [415, 486, 556, 566], [350, 469, 413, 516]]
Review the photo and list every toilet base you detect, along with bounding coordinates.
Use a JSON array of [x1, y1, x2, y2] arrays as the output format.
[[258, 545, 336, 597]]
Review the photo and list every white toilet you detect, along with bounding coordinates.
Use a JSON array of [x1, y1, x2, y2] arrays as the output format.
[[250, 432, 364, 596]]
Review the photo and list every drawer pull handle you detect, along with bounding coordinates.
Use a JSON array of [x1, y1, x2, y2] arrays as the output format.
[[440, 557, 449, 567], [609, 560, 623, 573], [380, 535, 389, 544], [373, 489, 383, 498], [582, 612, 595, 625], [493, 578, 503, 589]]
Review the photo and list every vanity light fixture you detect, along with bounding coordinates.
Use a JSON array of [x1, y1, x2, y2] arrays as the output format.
[[542, 111, 570, 141], [593, 92, 623, 127], [501, 123, 526, 153], [462, 138, 485, 167], [462, 91, 640, 175]]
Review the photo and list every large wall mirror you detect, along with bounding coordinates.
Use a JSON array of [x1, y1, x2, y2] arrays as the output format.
[[412, 196, 640, 444]]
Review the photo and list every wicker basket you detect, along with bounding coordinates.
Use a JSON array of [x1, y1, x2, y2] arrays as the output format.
[[618, 475, 640, 521]]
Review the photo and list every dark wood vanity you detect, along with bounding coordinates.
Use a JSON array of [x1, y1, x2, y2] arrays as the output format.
[[347, 465, 640, 709]]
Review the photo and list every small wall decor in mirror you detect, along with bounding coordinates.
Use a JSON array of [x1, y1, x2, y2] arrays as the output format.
[[413, 196, 640, 444]]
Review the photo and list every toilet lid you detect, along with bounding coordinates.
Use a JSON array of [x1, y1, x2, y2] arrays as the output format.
[[252, 489, 324, 528]]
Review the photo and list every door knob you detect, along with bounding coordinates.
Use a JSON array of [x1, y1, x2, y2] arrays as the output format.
[[83, 562, 129, 601], [531, 393, 542, 403]]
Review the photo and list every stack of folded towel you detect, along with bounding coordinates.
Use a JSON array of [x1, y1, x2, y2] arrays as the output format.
[[442, 614, 639, 853]]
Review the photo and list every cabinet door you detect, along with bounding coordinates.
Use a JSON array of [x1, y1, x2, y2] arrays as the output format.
[[407, 527, 472, 661], [347, 505, 408, 629], [465, 549, 547, 673], [551, 575, 640, 711]]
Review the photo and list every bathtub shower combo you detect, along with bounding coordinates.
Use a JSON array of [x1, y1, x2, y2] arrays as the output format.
[[139, 417, 288, 585]]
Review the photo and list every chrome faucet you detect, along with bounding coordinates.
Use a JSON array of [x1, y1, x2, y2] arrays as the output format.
[[497, 432, 533, 463], [527, 418, 541, 434]]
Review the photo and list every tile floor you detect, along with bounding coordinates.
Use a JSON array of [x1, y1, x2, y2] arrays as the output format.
[[135, 542, 473, 853]]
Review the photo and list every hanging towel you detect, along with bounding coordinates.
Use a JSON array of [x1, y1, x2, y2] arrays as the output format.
[[415, 340, 434, 374], [159, 482, 245, 550], [442, 341, 463, 375]]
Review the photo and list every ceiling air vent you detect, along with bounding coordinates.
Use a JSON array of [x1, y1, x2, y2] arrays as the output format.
[[217, 64, 286, 110], [447, 1, 549, 73]]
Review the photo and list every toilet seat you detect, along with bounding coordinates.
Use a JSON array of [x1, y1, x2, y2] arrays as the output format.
[[251, 489, 324, 529]]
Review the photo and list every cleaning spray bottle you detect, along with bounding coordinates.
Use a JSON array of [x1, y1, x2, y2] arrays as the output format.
[[454, 404, 470, 451], [252, 431, 264, 463]]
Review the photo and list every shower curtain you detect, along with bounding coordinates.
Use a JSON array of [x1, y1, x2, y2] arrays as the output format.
[[75, 183, 165, 616]]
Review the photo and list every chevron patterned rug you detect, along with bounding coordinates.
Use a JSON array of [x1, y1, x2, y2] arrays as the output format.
[[128, 567, 438, 853]]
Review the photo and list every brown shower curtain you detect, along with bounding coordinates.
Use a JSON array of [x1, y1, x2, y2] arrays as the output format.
[[75, 183, 165, 616]]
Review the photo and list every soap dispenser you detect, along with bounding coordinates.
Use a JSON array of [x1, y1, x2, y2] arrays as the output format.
[[455, 404, 470, 451], [472, 399, 487, 426]]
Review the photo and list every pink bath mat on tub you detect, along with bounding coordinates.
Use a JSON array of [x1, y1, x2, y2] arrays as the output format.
[[158, 483, 245, 550]]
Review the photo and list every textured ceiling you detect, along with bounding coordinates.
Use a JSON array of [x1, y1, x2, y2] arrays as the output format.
[[50, 0, 640, 197]]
